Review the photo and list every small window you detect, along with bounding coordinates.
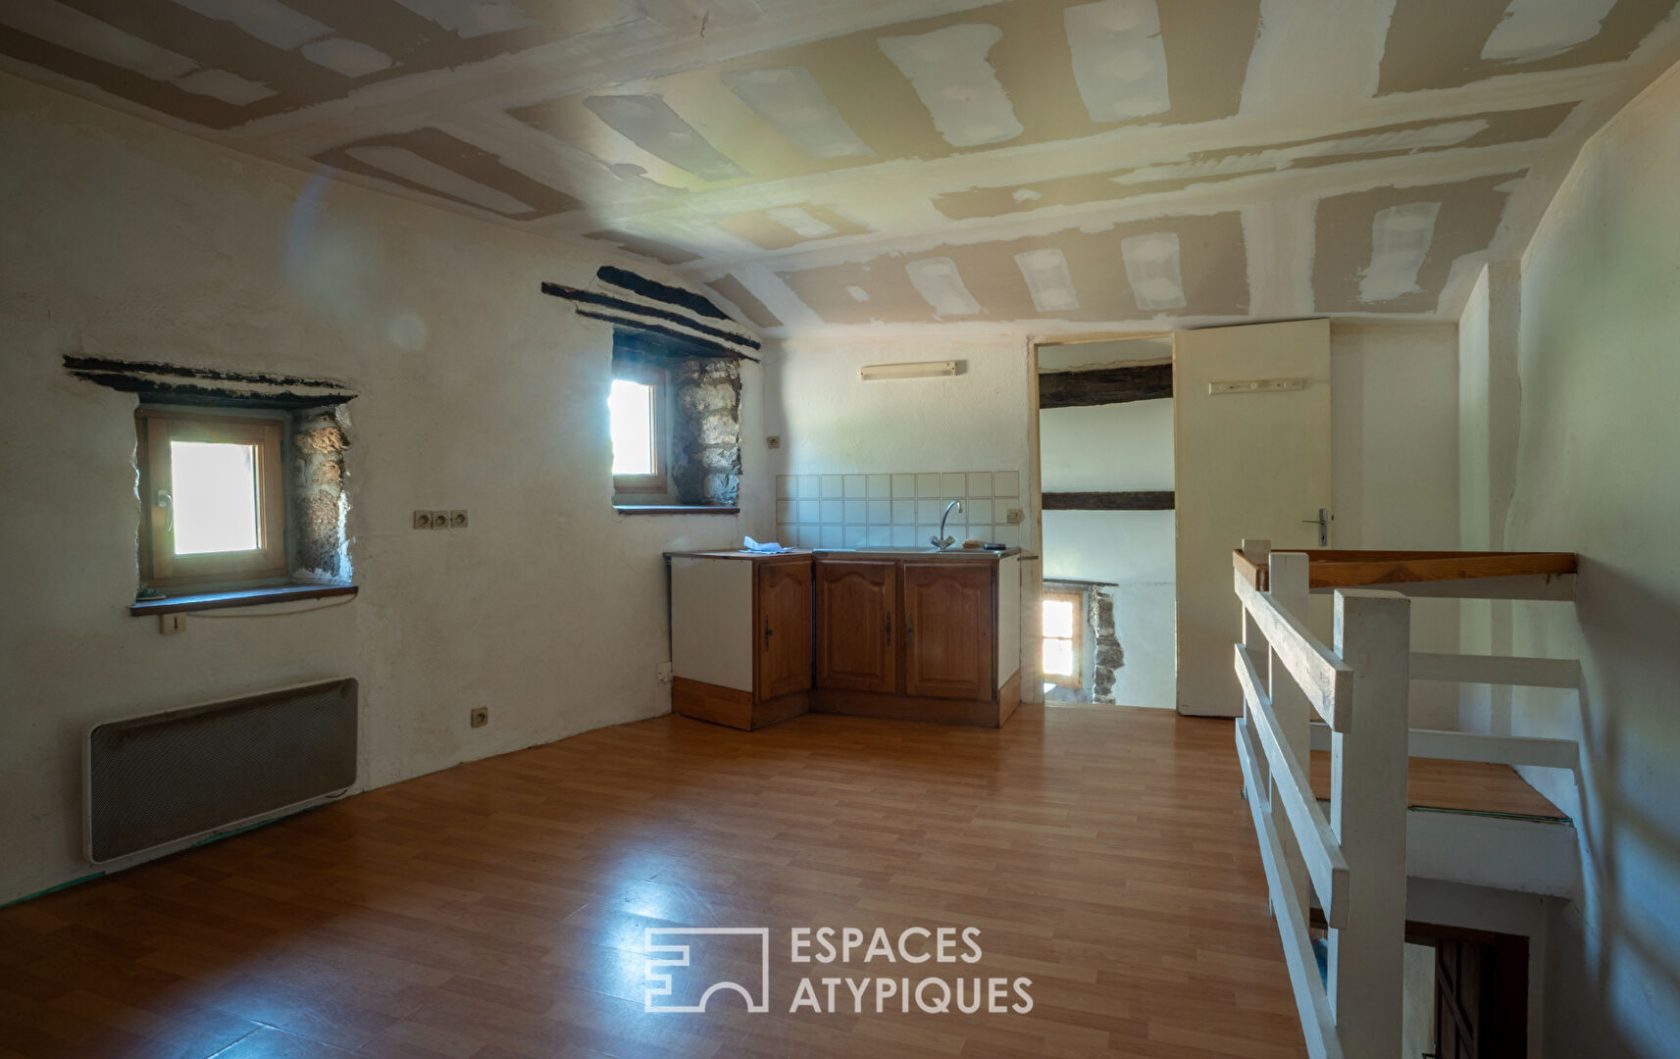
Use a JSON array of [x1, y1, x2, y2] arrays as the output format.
[[1041, 591, 1083, 689], [137, 408, 287, 588], [610, 363, 667, 494]]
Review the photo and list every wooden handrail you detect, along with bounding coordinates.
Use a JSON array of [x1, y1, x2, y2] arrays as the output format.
[[1233, 548, 1576, 592], [1235, 644, 1350, 926], [1233, 569, 1353, 731]]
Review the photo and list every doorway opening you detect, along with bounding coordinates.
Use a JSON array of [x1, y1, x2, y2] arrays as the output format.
[[1032, 335, 1175, 707]]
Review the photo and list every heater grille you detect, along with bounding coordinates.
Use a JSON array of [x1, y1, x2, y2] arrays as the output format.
[[86, 678, 357, 863]]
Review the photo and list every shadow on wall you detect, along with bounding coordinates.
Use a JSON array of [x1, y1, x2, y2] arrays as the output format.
[[1551, 559, 1680, 1058]]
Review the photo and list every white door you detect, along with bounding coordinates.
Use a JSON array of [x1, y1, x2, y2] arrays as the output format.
[[1173, 319, 1332, 717]]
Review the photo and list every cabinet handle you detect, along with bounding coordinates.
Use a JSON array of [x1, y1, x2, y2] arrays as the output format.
[[763, 621, 772, 647], [883, 615, 892, 643], [906, 618, 914, 645]]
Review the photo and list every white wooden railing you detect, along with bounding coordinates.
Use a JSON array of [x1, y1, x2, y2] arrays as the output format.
[[1230, 539, 1580, 1059]]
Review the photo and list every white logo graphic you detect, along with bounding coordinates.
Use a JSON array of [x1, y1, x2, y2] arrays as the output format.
[[644, 927, 771, 1013]]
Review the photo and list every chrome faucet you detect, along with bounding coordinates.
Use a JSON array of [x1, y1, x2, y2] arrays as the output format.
[[930, 500, 963, 550]]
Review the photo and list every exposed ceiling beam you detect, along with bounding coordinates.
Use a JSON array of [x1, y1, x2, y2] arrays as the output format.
[[1042, 491, 1175, 511], [1038, 364, 1172, 409]]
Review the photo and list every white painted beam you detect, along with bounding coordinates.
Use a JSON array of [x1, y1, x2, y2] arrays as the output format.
[[1313, 573, 1575, 601], [1308, 720, 1579, 770], [1327, 589, 1411, 1059], [1406, 811, 1578, 897], [1236, 643, 1350, 927], [1234, 569, 1352, 731], [1235, 719, 1346, 1059], [1405, 728, 1578, 770], [1409, 651, 1581, 688]]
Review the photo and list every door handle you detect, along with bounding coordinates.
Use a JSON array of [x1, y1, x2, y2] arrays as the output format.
[[1301, 507, 1330, 546]]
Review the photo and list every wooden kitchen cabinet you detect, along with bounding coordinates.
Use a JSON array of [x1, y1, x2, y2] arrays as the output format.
[[757, 559, 814, 700], [669, 549, 1021, 731], [902, 562, 994, 701], [814, 559, 898, 693], [667, 551, 812, 730], [813, 553, 1020, 726]]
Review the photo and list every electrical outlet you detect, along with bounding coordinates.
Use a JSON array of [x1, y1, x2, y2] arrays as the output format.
[[656, 662, 673, 684], [766, 435, 781, 450], [413, 510, 433, 529], [469, 706, 488, 728], [449, 510, 468, 529], [430, 510, 449, 530], [1006, 507, 1025, 525]]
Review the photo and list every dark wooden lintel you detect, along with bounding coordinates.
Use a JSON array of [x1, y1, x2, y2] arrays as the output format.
[[1042, 491, 1174, 511], [1038, 363, 1172, 408]]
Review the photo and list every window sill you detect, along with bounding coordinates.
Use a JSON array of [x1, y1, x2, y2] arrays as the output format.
[[130, 582, 358, 616], [613, 505, 740, 516]]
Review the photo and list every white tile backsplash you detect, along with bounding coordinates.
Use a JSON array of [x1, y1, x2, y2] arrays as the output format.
[[775, 468, 1022, 548]]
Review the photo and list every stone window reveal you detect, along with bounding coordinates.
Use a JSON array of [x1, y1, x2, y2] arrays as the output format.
[[1042, 578, 1122, 705], [63, 355, 357, 609], [611, 328, 742, 508]]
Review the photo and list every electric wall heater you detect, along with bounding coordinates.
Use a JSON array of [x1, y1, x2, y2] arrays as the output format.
[[85, 678, 358, 864]]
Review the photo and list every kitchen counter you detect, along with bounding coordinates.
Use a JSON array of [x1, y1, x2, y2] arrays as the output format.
[[665, 547, 1024, 561], [813, 547, 1023, 559], [667, 547, 1024, 730]]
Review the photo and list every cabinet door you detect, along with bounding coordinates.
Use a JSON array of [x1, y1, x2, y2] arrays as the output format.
[[902, 562, 993, 700], [756, 560, 813, 700], [815, 560, 898, 693]]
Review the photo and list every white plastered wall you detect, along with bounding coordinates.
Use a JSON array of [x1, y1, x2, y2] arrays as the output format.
[[1330, 322, 1463, 728], [763, 332, 1033, 492], [0, 74, 770, 904], [1039, 387, 1175, 709], [767, 323, 1462, 718], [1457, 59, 1680, 1059]]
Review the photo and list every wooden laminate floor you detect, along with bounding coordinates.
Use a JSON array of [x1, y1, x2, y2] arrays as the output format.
[[0, 706, 1309, 1059]]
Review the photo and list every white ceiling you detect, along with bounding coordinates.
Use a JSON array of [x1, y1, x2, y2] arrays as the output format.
[[4, 0, 1678, 336]]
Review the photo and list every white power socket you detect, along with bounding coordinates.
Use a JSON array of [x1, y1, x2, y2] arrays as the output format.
[[656, 662, 673, 685]]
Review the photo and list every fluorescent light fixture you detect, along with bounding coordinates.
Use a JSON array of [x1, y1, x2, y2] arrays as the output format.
[[859, 360, 961, 381]]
